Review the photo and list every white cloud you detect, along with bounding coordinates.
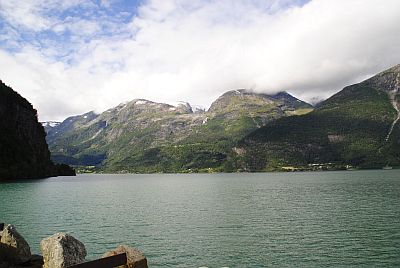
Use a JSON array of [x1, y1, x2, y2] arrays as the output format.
[[1, 0, 400, 121], [0, 0, 51, 31]]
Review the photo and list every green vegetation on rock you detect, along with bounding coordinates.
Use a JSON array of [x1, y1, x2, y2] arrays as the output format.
[[235, 65, 400, 171], [46, 90, 312, 173], [44, 65, 400, 173]]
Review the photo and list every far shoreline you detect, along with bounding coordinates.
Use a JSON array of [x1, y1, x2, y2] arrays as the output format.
[[73, 167, 399, 175], [2, 167, 398, 182]]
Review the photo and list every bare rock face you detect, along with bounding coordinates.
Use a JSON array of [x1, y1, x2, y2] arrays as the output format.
[[0, 224, 31, 264], [102, 245, 148, 268], [40, 233, 86, 268]]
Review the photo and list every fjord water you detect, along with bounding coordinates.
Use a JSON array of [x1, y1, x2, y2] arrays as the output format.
[[1, 171, 400, 267]]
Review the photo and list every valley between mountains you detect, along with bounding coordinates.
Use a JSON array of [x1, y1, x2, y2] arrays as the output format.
[[44, 65, 400, 173]]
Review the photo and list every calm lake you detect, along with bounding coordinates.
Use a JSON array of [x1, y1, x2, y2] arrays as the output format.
[[1, 170, 400, 267]]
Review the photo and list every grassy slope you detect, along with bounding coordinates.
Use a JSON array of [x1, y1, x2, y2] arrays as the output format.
[[49, 91, 312, 173], [103, 93, 313, 173], [237, 85, 398, 171]]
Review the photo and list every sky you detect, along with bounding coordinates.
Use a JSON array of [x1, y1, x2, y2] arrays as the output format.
[[1, 0, 400, 121]]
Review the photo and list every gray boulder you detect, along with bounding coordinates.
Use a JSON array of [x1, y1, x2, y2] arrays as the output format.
[[0, 224, 31, 264], [40, 233, 86, 268], [102, 245, 147, 268]]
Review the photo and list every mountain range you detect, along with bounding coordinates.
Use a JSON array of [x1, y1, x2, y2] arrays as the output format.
[[44, 90, 312, 172], [43, 64, 400, 173], [236, 64, 400, 171]]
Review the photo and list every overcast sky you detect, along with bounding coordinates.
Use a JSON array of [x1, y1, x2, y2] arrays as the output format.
[[1, 0, 400, 121]]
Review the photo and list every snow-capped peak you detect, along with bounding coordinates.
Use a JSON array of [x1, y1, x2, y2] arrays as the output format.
[[171, 101, 191, 108], [41, 121, 60, 128], [135, 100, 149, 105], [169, 101, 193, 113], [192, 105, 206, 113]]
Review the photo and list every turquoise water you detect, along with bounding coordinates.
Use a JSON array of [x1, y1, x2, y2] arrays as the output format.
[[1, 170, 400, 267]]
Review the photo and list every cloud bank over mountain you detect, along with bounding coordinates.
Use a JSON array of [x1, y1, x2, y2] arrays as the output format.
[[0, 0, 400, 121]]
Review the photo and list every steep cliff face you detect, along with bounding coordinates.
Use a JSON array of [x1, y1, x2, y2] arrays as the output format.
[[0, 81, 75, 180]]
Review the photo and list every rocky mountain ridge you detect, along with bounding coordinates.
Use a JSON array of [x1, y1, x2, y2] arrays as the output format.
[[35, 65, 400, 173], [235, 64, 400, 171], [45, 90, 312, 172]]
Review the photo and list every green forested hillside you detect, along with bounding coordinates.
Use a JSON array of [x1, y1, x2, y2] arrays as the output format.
[[46, 90, 312, 173], [236, 65, 400, 171], [45, 65, 400, 173]]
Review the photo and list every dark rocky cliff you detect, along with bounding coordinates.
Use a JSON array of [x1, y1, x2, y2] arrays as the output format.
[[0, 80, 75, 180]]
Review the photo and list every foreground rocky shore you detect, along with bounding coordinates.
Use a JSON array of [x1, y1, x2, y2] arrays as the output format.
[[0, 224, 147, 268]]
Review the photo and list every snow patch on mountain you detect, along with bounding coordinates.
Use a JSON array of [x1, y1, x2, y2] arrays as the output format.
[[135, 100, 149, 105], [41, 121, 61, 128], [170, 101, 191, 108], [192, 105, 206, 113]]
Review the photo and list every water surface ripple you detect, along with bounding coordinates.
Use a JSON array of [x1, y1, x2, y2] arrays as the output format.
[[1, 170, 399, 267]]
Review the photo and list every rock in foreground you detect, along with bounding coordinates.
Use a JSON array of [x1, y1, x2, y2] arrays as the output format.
[[0, 225, 148, 268], [103, 245, 148, 268], [0, 224, 31, 264], [40, 233, 86, 268]]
